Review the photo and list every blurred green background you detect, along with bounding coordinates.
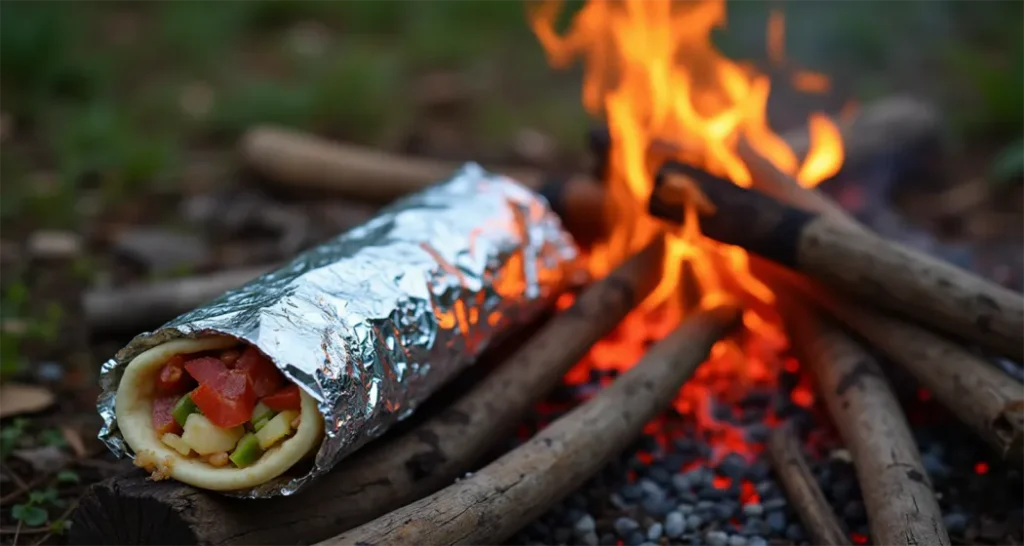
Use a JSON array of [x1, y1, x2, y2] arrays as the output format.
[[1, 0, 1021, 231]]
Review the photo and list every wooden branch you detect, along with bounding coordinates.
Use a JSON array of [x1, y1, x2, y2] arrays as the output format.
[[781, 301, 950, 546], [241, 127, 545, 202], [825, 301, 1024, 465], [767, 423, 851, 546], [70, 243, 664, 546], [320, 303, 742, 546], [82, 265, 274, 334], [754, 256, 1024, 466]]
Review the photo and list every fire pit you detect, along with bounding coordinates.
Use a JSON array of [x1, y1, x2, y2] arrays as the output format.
[[70, 1, 1023, 545]]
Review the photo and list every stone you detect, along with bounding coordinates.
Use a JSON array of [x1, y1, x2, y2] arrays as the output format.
[[705, 530, 728, 546], [727, 534, 748, 546], [614, 517, 641, 537], [574, 514, 596, 535], [762, 497, 787, 512], [647, 522, 663, 541], [742, 503, 764, 518], [665, 511, 686, 538], [766, 511, 786, 534], [27, 231, 82, 260]]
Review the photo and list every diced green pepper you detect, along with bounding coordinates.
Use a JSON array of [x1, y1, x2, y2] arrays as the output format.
[[172, 393, 200, 427], [229, 433, 264, 468], [251, 402, 276, 424]]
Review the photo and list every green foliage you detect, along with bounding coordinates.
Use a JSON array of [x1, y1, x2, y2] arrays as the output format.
[[11, 504, 48, 527], [11, 487, 64, 528], [1, 282, 65, 378], [989, 138, 1024, 188], [56, 470, 80, 484], [39, 428, 68, 448], [0, 2, 105, 115], [0, 418, 29, 461]]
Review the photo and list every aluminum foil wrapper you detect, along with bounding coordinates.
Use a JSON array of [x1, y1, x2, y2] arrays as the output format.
[[97, 163, 582, 497]]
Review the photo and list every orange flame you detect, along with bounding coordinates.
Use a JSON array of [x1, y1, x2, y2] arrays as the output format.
[[529, 0, 844, 460]]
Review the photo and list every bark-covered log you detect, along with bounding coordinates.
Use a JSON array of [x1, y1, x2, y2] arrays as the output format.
[[782, 302, 950, 546]]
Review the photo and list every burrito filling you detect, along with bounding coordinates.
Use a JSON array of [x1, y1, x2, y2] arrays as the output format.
[[150, 345, 303, 468]]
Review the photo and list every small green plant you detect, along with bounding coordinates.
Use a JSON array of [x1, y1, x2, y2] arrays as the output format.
[[56, 470, 80, 484], [11, 487, 65, 528], [0, 418, 30, 461], [39, 428, 68, 448]]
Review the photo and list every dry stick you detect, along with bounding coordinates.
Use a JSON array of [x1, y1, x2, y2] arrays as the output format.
[[824, 300, 1024, 465], [323, 303, 741, 546], [740, 141, 1024, 457], [781, 301, 950, 546], [82, 265, 275, 334], [70, 243, 664, 546], [241, 126, 546, 202], [767, 423, 851, 546]]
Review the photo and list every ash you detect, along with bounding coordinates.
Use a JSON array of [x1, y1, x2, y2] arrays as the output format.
[[506, 366, 1024, 546]]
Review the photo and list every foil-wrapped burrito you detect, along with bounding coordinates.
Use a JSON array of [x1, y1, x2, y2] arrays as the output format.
[[97, 163, 581, 497]]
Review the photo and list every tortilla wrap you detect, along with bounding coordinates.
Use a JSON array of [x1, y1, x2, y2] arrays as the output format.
[[115, 336, 323, 491]]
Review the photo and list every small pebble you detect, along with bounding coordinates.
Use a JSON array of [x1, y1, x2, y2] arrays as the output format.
[[621, 484, 644, 502], [672, 473, 691, 493], [714, 501, 737, 520], [744, 461, 770, 481], [665, 511, 686, 538], [678, 491, 700, 504], [754, 481, 777, 498], [581, 531, 599, 546], [686, 514, 703, 530], [610, 493, 629, 509], [745, 424, 770, 444], [742, 503, 764, 518], [697, 500, 716, 511], [677, 503, 695, 515], [647, 522, 663, 541], [614, 517, 641, 537], [705, 530, 729, 546], [762, 497, 787, 512], [599, 532, 618, 546], [642, 497, 674, 518], [943, 513, 968, 534], [766, 511, 787, 533], [717, 452, 747, 480], [727, 534, 748, 546], [747, 537, 768, 546], [648, 465, 671, 485], [639, 478, 664, 500], [574, 514, 596, 535]]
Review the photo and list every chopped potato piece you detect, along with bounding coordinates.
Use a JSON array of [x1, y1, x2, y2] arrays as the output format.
[[161, 433, 192, 456], [181, 414, 245, 455]]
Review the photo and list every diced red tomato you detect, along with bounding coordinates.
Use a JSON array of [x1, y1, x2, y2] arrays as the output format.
[[184, 356, 228, 384], [155, 355, 196, 395], [261, 384, 301, 411], [152, 395, 183, 435], [190, 370, 256, 428], [233, 346, 285, 398]]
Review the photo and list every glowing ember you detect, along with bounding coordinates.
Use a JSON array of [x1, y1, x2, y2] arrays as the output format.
[[530, 0, 845, 461]]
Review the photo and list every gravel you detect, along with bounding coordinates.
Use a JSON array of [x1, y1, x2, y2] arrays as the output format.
[[506, 331, 1024, 546]]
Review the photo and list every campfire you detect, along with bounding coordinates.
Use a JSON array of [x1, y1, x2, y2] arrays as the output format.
[[71, 1, 1022, 546]]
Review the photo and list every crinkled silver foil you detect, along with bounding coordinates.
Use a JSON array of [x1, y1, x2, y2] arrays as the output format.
[[97, 163, 581, 497]]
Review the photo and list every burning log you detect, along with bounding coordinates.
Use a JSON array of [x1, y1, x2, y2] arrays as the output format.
[[767, 423, 851, 546], [540, 167, 1024, 360], [319, 303, 741, 546], [781, 301, 950, 546], [70, 244, 663, 545], [240, 126, 545, 202], [82, 265, 274, 334]]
